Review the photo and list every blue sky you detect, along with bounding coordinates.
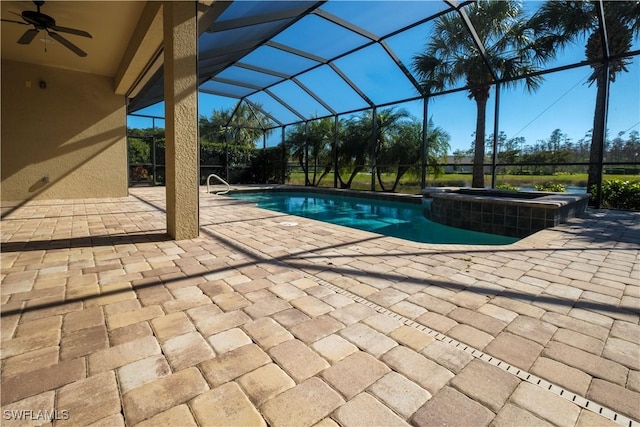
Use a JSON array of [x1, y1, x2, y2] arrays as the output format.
[[128, 1, 640, 153]]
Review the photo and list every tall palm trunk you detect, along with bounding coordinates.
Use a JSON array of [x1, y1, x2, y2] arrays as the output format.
[[376, 167, 388, 191], [588, 71, 608, 202], [390, 166, 409, 192], [343, 169, 360, 188], [341, 162, 364, 189], [316, 165, 332, 187], [472, 93, 489, 188], [336, 168, 347, 188], [297, 154, 308, 185], [312, 152, 318, 186]]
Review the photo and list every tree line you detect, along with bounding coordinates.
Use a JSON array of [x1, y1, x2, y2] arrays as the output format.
[[283, 108, 450, 192], [129, 109, 638, 186], [452, 128, 640, 175]]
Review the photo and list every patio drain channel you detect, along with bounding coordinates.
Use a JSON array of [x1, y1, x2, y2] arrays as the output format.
[[316, 280, 637, 427], [205, 226, 638, 427]]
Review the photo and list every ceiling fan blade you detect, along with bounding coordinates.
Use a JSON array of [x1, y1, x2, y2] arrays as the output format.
[[48, 31, 87, 57], [17, 28, 39, 44], [51, 25, 92, 38], [1, 18, 29, 25], [9, 11, 26, 20]]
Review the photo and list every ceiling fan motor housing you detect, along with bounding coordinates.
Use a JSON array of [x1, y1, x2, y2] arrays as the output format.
[[21, 10, 56, 30]]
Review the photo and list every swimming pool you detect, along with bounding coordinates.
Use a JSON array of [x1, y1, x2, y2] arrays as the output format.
[[228, 191, 518, 245]]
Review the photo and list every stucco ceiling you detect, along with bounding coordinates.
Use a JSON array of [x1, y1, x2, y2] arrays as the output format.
[[1, 1, 146, 77]]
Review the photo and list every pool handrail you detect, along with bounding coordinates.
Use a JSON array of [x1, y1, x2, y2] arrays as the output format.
[[206, 174, 230, 195]]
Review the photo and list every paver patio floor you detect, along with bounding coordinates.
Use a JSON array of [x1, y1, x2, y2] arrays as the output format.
[[1, 186, 638, 426]]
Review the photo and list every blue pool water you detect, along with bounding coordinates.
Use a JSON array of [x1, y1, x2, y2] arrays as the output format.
[[228, 191, 518, 245]]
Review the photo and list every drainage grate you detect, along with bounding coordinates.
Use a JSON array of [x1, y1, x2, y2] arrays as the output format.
[[317, 280, 638, 427], [203, 225, 638, 427]]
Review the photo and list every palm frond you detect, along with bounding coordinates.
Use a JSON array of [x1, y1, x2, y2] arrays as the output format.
[[412, 0, 557, 98]]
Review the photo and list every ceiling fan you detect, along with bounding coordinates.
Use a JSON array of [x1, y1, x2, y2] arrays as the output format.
[[1, 0, 92, 57]]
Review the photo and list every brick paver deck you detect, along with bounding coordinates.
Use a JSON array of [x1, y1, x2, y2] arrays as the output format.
[[1, 186, 638, 426]]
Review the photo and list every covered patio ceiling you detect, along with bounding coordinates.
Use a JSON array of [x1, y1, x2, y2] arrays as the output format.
[[128, 0, 624, 129]]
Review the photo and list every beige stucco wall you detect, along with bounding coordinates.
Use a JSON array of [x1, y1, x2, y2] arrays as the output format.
[[1, 59, 128, 201]]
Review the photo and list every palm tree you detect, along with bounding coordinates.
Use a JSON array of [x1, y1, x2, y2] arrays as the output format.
[[226, 103, 269, 147], [306, 118, 335, 186], [413, 0, 554, 188], [199, 102, 270, 180], [336, 114, 371, 189], [335, 107, 412, 190], [286, 118, 334, 186], [372, 108, 412, 190], [200, 103, 268, 148], [531, 1, 640, 202], [379, 118, 450, 192]]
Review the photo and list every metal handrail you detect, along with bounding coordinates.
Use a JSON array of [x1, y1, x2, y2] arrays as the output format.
[[206, 174, 230, 195]]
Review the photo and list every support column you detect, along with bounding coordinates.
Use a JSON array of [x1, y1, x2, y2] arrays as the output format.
[[491, 83, 500, 189], [281, 126, 286, 185], [421, 99, 428, 189], [163, 1, 199, 239], [371, 107, 377, 191], [333, 115, 339, 189], [304, 121, 310, 186]]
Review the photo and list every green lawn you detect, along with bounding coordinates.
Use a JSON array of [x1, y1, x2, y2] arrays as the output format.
[[286, 171, 640, 194]]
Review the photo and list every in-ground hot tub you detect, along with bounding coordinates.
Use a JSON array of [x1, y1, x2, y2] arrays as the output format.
[[422, 187, 590, 238]]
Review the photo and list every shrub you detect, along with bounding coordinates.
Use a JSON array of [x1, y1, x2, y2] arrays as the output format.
[[496, 183, 520, 191], [241, 147, 289, 184], [534, 182, 566, 192], [130, 165, 149, 181], [128, 138, 151, 164], [594, 180, 640, 211]]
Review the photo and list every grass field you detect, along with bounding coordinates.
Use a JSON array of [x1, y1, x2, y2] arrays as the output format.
[[286, 171, 640, 194]]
